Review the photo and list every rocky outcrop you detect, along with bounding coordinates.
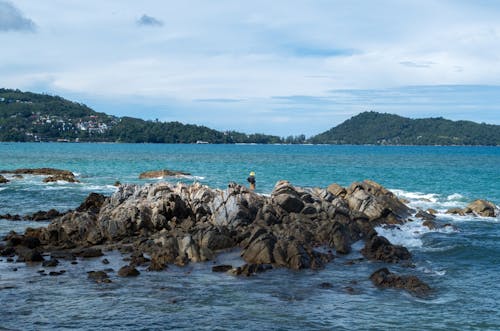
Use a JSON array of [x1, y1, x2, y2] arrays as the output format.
[[10, 179, 434, 290], [139, 169, 191, 179], [344, 180, 413, 223], [446, 199, 498, 218], [0, 168, 79, 183], [361, 232, 411, 263], [464, 199, 497, 217], [370, 267, 431, 297]]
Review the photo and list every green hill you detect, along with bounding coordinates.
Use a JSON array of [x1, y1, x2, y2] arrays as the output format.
[[0, 88, 282, 143], [309, 111, 500, 145]]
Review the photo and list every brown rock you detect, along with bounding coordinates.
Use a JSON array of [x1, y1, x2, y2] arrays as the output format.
[[361, 234, 411, 263], [464, 199, 497, 217], [370, 267, 431, 297], [0, 175, 9, 184], [446, 208, 465, 216], [118, 265, 140, 277], [327, 183, 346, 197], [139, 169, 191, 179], [43, 174, 79, 183]]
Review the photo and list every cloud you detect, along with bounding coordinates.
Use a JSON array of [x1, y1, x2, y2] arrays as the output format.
[[399, 61, 434, 68], [137, 14, 163, 27], [0, 1, 36, 31]]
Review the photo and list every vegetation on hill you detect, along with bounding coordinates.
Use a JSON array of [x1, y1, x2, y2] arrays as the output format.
[[2, 89, 499, 145], [0, 89, 285, 143], [309, 111, 500, 145]]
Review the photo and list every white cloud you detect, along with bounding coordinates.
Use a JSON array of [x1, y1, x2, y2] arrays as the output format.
[[2, 0, 500, 135]]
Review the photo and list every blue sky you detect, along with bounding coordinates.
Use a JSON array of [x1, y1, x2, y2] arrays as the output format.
[[1, 1, 500, 136]]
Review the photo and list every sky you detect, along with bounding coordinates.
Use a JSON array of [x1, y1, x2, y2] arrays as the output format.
[[1, 0, 500, 136]]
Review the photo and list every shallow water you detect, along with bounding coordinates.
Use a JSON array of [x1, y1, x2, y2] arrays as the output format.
[[1, 143, 499, 330]]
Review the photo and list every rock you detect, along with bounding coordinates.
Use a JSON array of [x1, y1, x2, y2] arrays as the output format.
[[422, 220, 438, 230], [0, 213, 21, 221], [319, 282, 333, 289], [139, 169, 191, 179], [345, 180, 413, 222], [426, 208, 438, 215], [27, 209, 62, 221], [15, 247, 44, 262], [361, 233, 411, 263], [42, 258, 59, 267], [1, 168, 75, 177], [446, 208, 465, 216], [370, 267, 431, 297], [415, 210, 436, 221], [228, 263, 272, 276], [0, 175, 9, 184], [118, 265, 140, 277], [74, 248, 104, 258], [76, 193, 106, 214], [464, 199, 497, 217], [49, 271, 64, 276], [102, 258, 110, 265], [327, 183, 346, 197], [212, 265, 233, 272], [43, 174, 79, 183], [87, 270, 111, 283]]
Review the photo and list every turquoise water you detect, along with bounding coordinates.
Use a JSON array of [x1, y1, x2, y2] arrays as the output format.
[[1, 143, 499, 330]]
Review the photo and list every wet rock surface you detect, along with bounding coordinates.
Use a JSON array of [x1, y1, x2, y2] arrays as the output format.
[[4, 179, 439, 294], [370, 267, 432, 297]]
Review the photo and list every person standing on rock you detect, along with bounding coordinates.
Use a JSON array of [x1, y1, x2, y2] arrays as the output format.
[[247, 171, 256, 191]]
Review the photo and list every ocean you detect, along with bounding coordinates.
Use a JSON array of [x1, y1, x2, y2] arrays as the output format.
[[1, 143, 499, 330]]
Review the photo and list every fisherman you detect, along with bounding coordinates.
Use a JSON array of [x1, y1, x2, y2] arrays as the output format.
[[247, 171, 256, 191]]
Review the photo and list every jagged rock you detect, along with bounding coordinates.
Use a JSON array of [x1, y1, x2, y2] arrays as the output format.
[[361, 233, 411, 263], [139, 169, 191, 179], [118, 265, 140, 277], [345, 180, 412, 222], [464, 199, 497, 217], [0, 175, 9, 184], [76, 193, 106, 214], [327, 183, 346, 197], [370, 267, 431, 297], [28, 209, 62, 221]]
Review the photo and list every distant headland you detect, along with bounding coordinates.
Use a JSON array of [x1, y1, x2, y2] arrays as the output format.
[[1, 88, 499, 145]]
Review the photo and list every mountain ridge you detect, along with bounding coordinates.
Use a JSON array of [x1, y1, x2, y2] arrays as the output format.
[[1, 88, 499, 145], [309, 111, 500, 146]]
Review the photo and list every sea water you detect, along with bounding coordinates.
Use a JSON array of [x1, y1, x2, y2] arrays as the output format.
[[0, 143, 499, 330]]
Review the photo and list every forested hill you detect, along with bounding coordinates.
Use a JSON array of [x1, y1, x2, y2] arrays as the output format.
[[0, 88, 285, 143], [309, 111, 500, 145]]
